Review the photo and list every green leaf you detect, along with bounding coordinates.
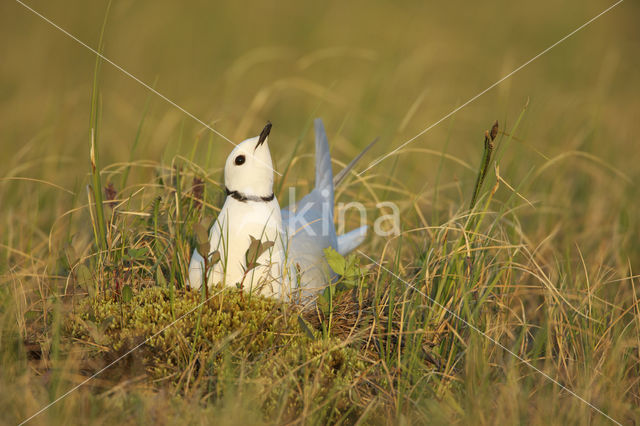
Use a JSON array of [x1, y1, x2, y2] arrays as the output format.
[[245, 236, 275, 270], [156, 268, 167, 286], [121, 285, 133, 303], [324, 247, 346, 275], [297, 315, 316, 339], [127, 247, 148, 260], [245, 236, 261, 266], [197, 242, 209, 259], [76, 265, 96, 298], [316, 296, 328, 316], [194, 222, 209, 245], [194, 222, 210, 258], [344, 254, 364, 279], [317, 286, 334, 316], [337, 279, 357, 291], [259, 241, 275, 255], [210, 250, 221, 265]]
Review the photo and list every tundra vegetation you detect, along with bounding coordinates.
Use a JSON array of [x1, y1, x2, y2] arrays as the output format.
[[1, 1, 639, 424]]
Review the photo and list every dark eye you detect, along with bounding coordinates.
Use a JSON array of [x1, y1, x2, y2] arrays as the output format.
[[234, 155, 246, 165]]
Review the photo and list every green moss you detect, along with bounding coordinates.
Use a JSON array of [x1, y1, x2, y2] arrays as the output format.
[[67, 286, 301, 372], [64, 285, 372, 421]]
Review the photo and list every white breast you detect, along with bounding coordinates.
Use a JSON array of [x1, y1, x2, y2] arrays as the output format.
[[206, 197, 286, 297]]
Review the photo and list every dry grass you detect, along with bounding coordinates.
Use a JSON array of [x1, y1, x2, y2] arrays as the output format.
[[2, 0, 640, 424]]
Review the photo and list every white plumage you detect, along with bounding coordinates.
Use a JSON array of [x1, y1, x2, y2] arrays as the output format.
[[188, 119, 370, 301]]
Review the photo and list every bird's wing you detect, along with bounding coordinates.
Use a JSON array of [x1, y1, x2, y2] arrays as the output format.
[[285, 188, 336, 247], [333, 137, 378, 187], [336, 225, 368, 256]]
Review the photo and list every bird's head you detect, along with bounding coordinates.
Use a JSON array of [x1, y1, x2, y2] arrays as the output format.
[[224, 122, 275, 198]]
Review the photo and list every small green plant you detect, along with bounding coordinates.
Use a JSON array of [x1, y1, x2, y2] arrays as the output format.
[[469, 120, 498, 211], [239, 235, 275, 298], [193, 217, 221, 299], [317, 248, 367, 324]]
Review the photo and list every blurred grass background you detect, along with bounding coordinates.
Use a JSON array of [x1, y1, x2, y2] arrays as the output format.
[[2, 0, 639, 257], [1, 0, 640, 424]]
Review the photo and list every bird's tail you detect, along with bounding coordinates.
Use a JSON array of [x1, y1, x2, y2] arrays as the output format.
[[314, 118, 333, 195]]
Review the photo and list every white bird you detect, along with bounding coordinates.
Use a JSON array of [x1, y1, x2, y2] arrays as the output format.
[[188, 123, 287, 298], [188, 119, 373, 301]]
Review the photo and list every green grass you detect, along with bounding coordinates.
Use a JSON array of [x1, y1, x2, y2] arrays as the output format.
[[2, 0, 640, 424]]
